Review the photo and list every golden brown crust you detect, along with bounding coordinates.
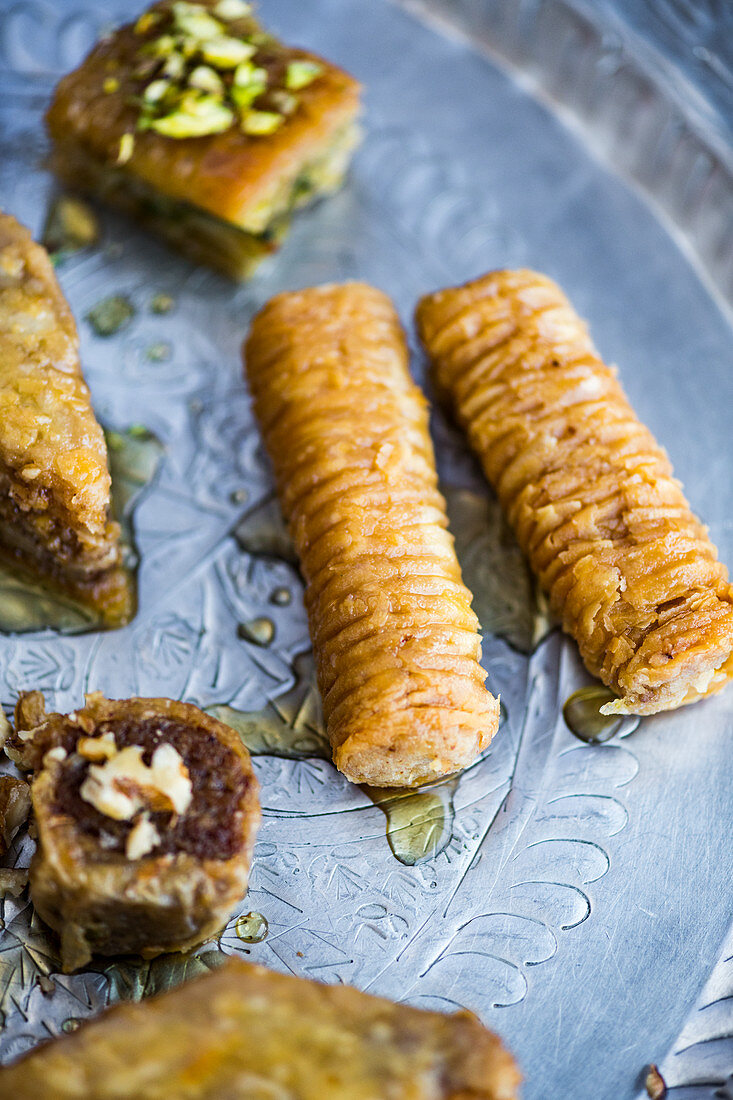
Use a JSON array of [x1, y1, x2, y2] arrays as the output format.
[[0, 212, 129, 621], [0, 211, 112, 533], [21, 693, 260, 971], [416, 268, 733, 715], [45, 1, 361, 233], [0, 957, 521, 1099], [0, 776, 31, 855], [244, 282, 500, 786]]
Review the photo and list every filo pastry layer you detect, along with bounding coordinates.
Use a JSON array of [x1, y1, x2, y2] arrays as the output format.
[[0, 212, 130, 623], [416, 269, 733, 716], [0, 957, 521, 1100], [244, 282, 500, 786]]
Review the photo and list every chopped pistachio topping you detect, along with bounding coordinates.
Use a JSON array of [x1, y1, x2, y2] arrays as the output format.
[[200, 35, 255, 67], [146, 341, 172, 361], [162, 51, 186, 78], [230, 83, 261, 111], [86, 295, 136, 337], [144, 33, 176, 57], [233, 59, 265, 86], [125, 2, 325, 142], [143, 78, 170, 102], [117, 132, 135, 164], [189, 64, 224, 93], [171, 1, 224, 40], [151, 96, 234, 137], [285, 59, 322, 90], [242, 109, 284, 135], [150, 291, 176, 314], [103, 76, 120, 93], [214, 0, 253, 18], [42, 196, 100, 260]]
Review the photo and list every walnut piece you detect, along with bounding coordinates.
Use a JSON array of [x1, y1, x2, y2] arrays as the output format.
[[0, 776, 31, 856]]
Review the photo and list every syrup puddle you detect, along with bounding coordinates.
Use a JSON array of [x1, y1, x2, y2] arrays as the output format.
[[208, 658, 505, 867], [235, 911, 268, 943], [362, 778, 460, 866], [562, 685, 640, 744]]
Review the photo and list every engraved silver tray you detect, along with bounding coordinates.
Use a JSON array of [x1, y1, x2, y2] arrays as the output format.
[[1, 1, 733, 1096]]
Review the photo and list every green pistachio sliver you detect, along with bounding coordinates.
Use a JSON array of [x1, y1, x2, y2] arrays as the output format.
[[285, 59, 323, 90], [189, 65, 224, 93], [150, 292, 175, 314], [201, 35, 256, 67], [146, 342, 171, 362], [171, 2, 224, 40], [214, 0, 253, 18], [179, 90, 227, 116], [162, 51, 186, 79], [143, 34, 176, 58], [231, 83, 264, 111], [242, 109, 283, 135], [179, 35, 200, 60], [86, 295, 135, 337], [42, 196, 100, 258], [233, 60, 265, 86], [150, 101, 234, 137], [143, 78, 170, 103], [117, 133, 135, 164]]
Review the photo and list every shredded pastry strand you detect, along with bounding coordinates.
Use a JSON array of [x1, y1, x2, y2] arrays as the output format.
[[416, 268, 733, 715], [244, 282, 500, 786]]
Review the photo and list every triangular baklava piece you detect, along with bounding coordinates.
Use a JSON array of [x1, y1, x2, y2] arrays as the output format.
[[0, 212, 131, 625]]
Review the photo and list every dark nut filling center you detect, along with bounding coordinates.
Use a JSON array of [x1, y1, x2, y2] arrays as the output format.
[[52, 716, 250, 861]]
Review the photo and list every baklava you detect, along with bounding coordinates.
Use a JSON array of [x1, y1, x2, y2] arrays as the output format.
[[244, 282, 500, 787], [46, 0, 362, 279], [0, 213, 130, 625], [0, 775, 31, 856], [416, 269, 733, 715], [8, 692, 259, 971], [0, 957, 522, 1099]]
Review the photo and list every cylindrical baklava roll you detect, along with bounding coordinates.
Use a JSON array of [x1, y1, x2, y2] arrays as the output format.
[[244, 282, 500, 786], [416, 269, 733, 715]]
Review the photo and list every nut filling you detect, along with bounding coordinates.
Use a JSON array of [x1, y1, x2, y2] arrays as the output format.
[[53, 717, 251, 861]]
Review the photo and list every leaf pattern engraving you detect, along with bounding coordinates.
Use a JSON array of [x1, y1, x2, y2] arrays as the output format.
[[356, 637, 639, 1020], [653, 923, 733, 1096]]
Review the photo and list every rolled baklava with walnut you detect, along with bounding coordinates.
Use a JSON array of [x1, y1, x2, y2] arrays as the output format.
[[46, 0, 361, 279], [7, 692, 259, 971], [0, 957, 521, 1100], [416, 269, 733, 715], [244, 283, 500, 787], [0, 212, 130, 625]]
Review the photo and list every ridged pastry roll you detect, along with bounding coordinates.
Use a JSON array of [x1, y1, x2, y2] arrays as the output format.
[[244, 282, 500, 786], [416, 269, 733, 716]]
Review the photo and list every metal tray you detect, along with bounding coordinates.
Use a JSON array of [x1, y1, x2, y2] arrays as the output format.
[[1, 1, 732, 1096]]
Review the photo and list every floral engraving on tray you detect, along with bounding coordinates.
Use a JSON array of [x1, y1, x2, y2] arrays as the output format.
[[655, 922, 733, 1097]]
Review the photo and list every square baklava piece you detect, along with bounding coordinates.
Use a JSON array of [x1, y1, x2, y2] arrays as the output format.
[[46, 0, 361, 278]]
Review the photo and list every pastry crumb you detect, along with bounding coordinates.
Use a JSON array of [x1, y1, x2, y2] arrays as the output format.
[[645, 1064, 666, 1099]]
